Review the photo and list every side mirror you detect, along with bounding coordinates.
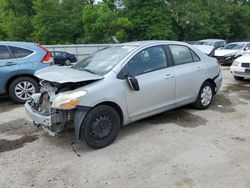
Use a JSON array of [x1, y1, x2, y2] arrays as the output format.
[[126, 76, 140, 91], [244, 47, 249, 51]]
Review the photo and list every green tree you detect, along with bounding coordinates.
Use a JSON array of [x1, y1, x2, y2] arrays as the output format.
[[32, 0, 84, 44], [122, 0, 176, 41], [83, 2, 131, 43], [0, 0, 34, 41]]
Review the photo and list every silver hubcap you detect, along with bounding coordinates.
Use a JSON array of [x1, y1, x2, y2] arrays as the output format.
[[65, 59, 71, 65], [201, 86, 212, 106], [14, 81, 35, 101]]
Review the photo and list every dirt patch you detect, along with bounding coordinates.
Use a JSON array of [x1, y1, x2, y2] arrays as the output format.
[[231, 137, 246, 142], [210, 94, 236, 113], [144, 109, 207, 128], [0, 135, 38, 153], [0, 119, 37, 135], [223, 83, 250, 101], [0, 97, 22, 113]]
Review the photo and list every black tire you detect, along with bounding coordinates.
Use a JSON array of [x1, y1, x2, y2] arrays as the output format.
[[193, 81, 214, 110], [64, 59, 71, 66], [234, 76, 244, 81], [81, 105, 121, 149], [9, 77, 39, 103]]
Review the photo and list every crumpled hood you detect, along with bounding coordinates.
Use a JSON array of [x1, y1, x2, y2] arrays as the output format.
[[35, 65, 103, 83], [214, 49, 239, 57], [193, 45, 214, 55]]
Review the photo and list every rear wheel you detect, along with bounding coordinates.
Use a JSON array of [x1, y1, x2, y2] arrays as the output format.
[[194, 81, 214, 110], [64, 59, 71, 66], [234, 76, 244, 81], [81, 105, 121, 149], [9, 77, 39, 103]]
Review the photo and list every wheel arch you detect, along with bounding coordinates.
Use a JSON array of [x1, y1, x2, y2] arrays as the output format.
[[203, 78, 216, 95], [5, 74, 40, 94], [75, 101, 124, 142], [92, 101, 124, 126]]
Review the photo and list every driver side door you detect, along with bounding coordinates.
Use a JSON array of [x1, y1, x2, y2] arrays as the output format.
[[123, 45, 176, 121]]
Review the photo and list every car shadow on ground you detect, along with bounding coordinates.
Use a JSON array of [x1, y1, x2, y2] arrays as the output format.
[[0, 96, 22, 112]]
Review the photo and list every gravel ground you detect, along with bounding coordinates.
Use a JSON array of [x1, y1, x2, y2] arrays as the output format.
[[0, 68, 250, 188]]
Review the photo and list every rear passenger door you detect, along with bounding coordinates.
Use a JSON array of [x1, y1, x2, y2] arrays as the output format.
[[0, 45, 18, 93], [168, 44, 204, 105]]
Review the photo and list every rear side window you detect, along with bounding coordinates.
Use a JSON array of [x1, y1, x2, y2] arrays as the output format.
[[169, 45, 200, 65], [0, 45, 11, 60], [10, 46, 33, 58]]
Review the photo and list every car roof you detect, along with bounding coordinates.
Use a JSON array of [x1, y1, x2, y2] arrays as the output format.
[[198, 39, 225, 42], [0, 41, 36, 46], [121, 40, 188, 47]]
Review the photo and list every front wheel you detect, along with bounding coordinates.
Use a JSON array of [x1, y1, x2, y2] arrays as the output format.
[[193, 82, 214, 110], [81, 105, 121, 149]]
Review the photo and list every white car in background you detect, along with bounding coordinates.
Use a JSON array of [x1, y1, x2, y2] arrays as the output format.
[[230, 54, 250, 80], [195, 39, 226, 49], [194, 39, 226, 56], [214, 42, 250, 65]]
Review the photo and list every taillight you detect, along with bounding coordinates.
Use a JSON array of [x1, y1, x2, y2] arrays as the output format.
[[36, 43, 52, 63], [217, 60, 220, 65]]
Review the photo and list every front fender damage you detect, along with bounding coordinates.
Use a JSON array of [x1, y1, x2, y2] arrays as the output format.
[[73, 107, 90, 142]]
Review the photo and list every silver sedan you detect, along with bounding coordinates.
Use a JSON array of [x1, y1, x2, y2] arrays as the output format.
[[25, 41, 222, 149]]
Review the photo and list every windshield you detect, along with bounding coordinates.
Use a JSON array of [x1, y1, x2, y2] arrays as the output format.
[[195, 41, 214, 46], [224, 43, 245, 50], [72, 46, 137, 75]]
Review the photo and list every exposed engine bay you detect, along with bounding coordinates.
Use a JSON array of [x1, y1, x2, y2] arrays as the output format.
[[27, 79, 95, 134]]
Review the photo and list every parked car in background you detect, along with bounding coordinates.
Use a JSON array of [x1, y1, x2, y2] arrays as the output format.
[[214, 42, 250, 65], [25, 41, 222, 149], [0, 42, 53, 103], [195, 39, 226, 49], [230, 54, 250, 80], [194, 39, 226, 57], [51, 51, 77, 66], [193, 44, 215, 57]]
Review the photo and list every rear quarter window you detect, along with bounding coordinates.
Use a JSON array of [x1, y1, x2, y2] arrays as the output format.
[[0, 45, 11, 60], [10, 46, 33, 58]]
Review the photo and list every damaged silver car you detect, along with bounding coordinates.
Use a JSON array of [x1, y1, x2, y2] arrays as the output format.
[[25, 41, 222, 149]]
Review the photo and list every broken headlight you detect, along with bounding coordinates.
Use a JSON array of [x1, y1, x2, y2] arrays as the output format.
[[52, 90, 87, 110]]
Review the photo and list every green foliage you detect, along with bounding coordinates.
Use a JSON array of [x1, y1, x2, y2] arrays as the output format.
[[32, 0, 84, 44], [0, 0, 34, 41], [83, 2, 131, 43], [122, 0, 176, 41], [0, 0, 249, 43]]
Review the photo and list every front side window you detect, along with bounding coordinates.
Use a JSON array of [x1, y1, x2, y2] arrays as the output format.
[[72, 45, 137, 76], [10, 46, 33, 58], [0, 45, 11, 60], [125, 46, 168, 76], [169, 45, 199, 65]]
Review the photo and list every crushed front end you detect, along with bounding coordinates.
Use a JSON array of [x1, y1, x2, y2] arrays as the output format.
[[25, 82, 74, 136]]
